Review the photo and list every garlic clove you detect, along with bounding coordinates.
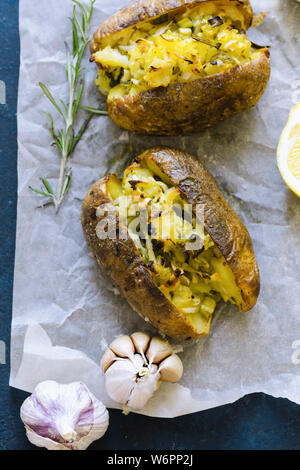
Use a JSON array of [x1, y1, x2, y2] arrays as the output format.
[[104, 358, 138, 405], [131, 332, 151, 358], [159, 354, 183, 383], [101, 348, 117, 373], [131, 353, 145, 371], [20, 381, 109, 451], [127, 364, 160, 411], [146, 337, 173, 364], [109, 335, 135, 358], [75, 391, 110, 451], [25, 426, 71, 451]]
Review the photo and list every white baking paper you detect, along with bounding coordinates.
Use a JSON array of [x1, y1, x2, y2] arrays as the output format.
[[10, 0, 300, 417]]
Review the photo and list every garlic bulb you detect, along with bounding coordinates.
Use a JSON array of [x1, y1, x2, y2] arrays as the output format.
[[20, 381, 109, 451], [101, 333, 183, 411]]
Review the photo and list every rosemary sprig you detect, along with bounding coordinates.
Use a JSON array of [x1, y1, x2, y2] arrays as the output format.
[[30, 0, 108, 213]]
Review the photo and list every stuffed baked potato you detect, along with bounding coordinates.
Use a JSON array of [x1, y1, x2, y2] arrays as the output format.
[[81, 147, 260, 340], [90, 0, 270, 135]]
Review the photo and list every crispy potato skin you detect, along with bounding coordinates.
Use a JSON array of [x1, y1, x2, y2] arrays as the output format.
[[90, 0, 253, 52], [81, 147, 260, 340], [108, 50, 270, 135], [81, 178, 198, 341], [90, 0, 270, 135], [137, 147, 260, 311]]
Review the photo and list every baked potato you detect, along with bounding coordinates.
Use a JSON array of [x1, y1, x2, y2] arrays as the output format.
[[81, 147, 260, 340], [90, 0, 270, 135]]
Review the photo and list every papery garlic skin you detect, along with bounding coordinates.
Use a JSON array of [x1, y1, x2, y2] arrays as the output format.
[[105, 357, 141, 405], [126, 364, 159, 410], [20, 381, 109, 451], [102, 333, 183, 412]]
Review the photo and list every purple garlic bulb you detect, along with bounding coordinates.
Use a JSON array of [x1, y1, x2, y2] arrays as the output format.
[[20, 381, 109, 450]]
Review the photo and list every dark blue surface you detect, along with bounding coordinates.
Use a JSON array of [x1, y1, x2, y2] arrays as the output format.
[[1, 0, 300, 451]]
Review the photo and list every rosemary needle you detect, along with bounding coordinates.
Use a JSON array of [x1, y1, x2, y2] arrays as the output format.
[[30, 0, 108, 213]]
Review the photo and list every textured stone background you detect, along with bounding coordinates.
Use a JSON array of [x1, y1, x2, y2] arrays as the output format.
[[1, 0, 300, 450]]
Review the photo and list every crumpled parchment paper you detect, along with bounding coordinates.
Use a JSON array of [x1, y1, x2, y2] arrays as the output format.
[[10, 0, 300, 417]]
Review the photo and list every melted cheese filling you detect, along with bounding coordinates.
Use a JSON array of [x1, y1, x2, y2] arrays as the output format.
[[92, 3, 261, 99], [106, 161, 243, 335]]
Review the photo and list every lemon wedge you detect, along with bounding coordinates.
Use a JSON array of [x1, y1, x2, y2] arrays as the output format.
[[277, 102, 300, 197]]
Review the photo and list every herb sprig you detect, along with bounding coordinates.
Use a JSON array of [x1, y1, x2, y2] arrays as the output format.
[[30, 0, 107, 212]]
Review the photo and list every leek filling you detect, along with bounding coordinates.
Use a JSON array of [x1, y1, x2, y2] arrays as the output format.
[[106, 161, 243, 334], [93, 4, 261, 99]]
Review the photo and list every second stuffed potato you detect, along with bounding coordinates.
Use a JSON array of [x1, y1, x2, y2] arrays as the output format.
[[90, 0, 270, 135], [81, 147, 260, 340]]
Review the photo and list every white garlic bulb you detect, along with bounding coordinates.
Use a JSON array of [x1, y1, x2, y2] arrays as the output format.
[[101, 333, 183, 411], [20, 381, 109, 451]]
